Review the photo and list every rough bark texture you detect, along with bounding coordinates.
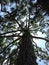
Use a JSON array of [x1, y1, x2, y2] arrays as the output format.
[[16, 31, 38, 65]]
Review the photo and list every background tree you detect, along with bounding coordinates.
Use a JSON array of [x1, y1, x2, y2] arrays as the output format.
[[0, 0, 49, 65]]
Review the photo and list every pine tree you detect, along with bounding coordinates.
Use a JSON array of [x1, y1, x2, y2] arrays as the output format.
[[0, 0, 49, 65]]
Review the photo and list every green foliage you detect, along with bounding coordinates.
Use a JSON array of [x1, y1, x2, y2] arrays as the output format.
[[0, 0, 49, 65]]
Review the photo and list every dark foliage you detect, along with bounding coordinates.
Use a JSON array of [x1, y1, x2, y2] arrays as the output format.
[[0, 0, 49, 65], [37, 0, 49, 14]]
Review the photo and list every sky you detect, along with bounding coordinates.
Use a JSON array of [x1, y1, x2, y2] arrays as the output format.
[[0, 1, 49, 65], [35, 31, 47, 65]]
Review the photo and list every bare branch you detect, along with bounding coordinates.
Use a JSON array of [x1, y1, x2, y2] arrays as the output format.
[[0, 34, 21, 38], [14, 19, 24, 31], [0, 38, 20, 54], [1, 10, 10, 14], [31, 35, 49, 42], [0, 30, 21, 35], [6, 38, 20, 48]]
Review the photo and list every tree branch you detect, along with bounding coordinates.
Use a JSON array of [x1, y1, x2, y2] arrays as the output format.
[[0, 38, 20, 54], [31, 35, 49, 42], [0, 30, 21, 35], [14, 19, 24, 31], [0, 34, 21, 38]]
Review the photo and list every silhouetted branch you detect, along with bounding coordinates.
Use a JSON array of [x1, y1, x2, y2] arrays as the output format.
[[14, 19, 24, 31], [5, 13, 24, 31], [0, 30, 21, 35], [0, 38, 20, 54], [1, 10, 10, 14], [0, 34, 21, 38], [31, 35, 49, 42]]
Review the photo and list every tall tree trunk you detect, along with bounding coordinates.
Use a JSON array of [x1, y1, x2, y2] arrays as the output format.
[[16, 32, 38, 65]]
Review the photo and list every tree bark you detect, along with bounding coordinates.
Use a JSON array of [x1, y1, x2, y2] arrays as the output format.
[[16, 32, 38, 65]]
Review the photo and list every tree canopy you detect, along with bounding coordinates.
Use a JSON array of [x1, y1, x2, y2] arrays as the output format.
[[0, 0, 49, 65]]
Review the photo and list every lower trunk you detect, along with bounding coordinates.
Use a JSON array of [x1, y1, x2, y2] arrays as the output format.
[[16, 33, 38, 65]]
